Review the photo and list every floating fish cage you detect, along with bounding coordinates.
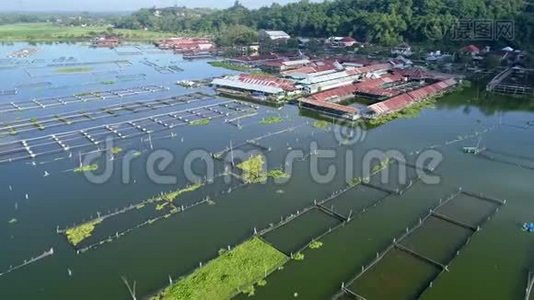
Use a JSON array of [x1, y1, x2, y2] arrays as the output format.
[[0, 92, 211, 136], [0, 100, 257, 165]]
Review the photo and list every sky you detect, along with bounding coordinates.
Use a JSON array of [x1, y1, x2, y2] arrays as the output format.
[[0, 0, 312, 12]]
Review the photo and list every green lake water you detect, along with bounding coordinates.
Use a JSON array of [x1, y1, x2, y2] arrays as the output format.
[[0, 43, 532, 300]]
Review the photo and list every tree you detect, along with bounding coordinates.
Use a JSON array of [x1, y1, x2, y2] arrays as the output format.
[[483, 54, 502, 69]]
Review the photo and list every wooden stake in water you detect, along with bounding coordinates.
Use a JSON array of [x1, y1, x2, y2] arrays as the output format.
[[121, 276, 137, 300]]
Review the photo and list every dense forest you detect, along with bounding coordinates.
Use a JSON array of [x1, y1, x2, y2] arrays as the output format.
[[112, 0, 533, 48]]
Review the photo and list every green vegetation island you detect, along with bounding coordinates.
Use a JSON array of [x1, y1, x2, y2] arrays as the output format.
[[152, 237, 287, 300]]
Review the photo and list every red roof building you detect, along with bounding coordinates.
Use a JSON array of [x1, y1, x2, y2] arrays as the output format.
[[156, 37, 215, 52], [368, 78, 457, 115], [461, 45, 480, 55]]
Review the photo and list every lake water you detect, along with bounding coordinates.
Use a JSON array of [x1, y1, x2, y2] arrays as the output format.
[[0, 42, 532, 300]]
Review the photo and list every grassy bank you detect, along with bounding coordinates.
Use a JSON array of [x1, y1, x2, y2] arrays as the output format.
[[153, 237, 287, 300], [208, 61, 253, 72], [0, 23, 175, 42]]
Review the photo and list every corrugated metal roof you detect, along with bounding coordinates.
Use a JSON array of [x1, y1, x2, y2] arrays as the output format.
[[238, 74, 296, 91], [212, 78, 284, 94], [300, 71, 352, 85], [369, 79, 457, 115], [300, 98, 358, 114], [310, 84, 360, 102]]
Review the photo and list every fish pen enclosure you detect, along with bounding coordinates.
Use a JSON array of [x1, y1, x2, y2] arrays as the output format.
[[433, 191, 504, 228], [57, 173, 243, 253], [364, 158, 424, 195], [257, 157, 422, 258], [476, 148, 534, 171], [0, 100, 258, 165], [348, 248, 442, 300], [340, 189, 505, 300], [261, 208, 343, 255], [320, 185, 389, 220]]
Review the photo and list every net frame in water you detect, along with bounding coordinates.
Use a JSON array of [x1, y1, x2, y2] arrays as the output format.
[[339, 189, 506, 300], [0, 100, 258, 164], [0, 85, 167, 113]]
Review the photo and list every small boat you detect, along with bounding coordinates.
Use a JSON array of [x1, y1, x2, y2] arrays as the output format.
[[522, 223, 534, 232]]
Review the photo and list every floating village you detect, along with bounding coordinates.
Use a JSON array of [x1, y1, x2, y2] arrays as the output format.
[[0, 27, 533, 300]]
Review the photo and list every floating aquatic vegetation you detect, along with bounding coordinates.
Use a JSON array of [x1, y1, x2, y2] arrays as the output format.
[[100, 80, 115, 85], [260, 116, 283, 125], [237, 155, 267, 184], [74, 164, 98, 173], [65, 219, 102, 246], [367, 98, 437, 127], [266, 168, 290, 179], [56, 67, 93, 73], [157, 183, 204, 203], [312, 120, 330, 129], [256, 279, 267, 287], [292, 252, 305, 261], [8, 218, 17, 224], [153, 237, 287, 300], [156, 203, 168, 211], [372, 158, 391, 174], [30, 118, 44, 130], [309, 240, 323, 249], [349, 177, 363, 187], [190, 118, 210, 126], [111, 147, 123, 155]]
